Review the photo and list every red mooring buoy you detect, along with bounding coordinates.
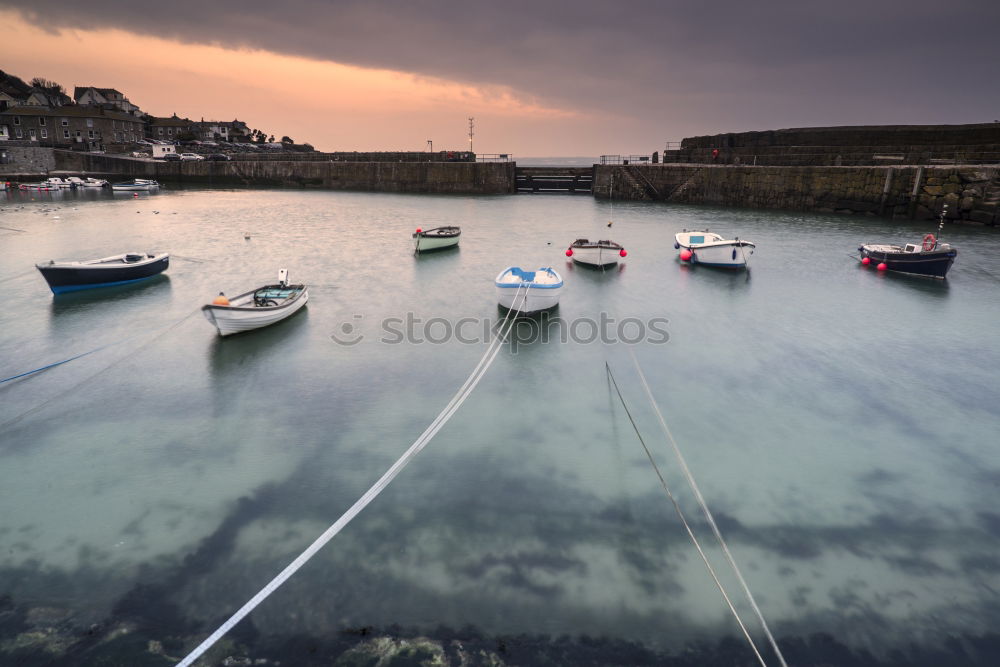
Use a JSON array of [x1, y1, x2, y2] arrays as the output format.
[[619, 248, 627, 257], [679, 249, 693, 261], [861, 257, 871, 265], [877, 262, 888, 271], [565, 248, 573, 257]]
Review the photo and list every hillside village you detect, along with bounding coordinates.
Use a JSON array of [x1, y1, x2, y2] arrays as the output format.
[[0, 69, 312, 156]]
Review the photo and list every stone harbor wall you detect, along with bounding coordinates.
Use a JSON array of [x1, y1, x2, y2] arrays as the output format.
[[595, 164, 1000, 224], [52, 151, 516, 194], [0, 144, 57, 177]]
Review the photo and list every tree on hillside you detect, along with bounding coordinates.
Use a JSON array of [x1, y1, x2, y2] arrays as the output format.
[[280, 136, 293, 144], [30, 77, 65, 94]]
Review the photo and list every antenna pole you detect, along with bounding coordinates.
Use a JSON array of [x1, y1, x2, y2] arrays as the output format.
[[468, 117, 475, 153]]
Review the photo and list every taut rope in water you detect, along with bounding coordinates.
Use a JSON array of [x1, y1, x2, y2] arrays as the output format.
[[176, 286, 528, 667], [628, 349, 788, 667], [605, 362, 768, 667]]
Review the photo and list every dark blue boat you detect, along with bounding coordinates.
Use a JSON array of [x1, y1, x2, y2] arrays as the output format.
[[36, 252, 170, 294], [858, 237, 957, 278]]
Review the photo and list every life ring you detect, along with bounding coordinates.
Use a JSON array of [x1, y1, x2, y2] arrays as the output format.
[[922, 233, 937, 251]]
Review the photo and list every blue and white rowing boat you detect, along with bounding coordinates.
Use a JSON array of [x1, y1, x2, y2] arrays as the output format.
[[494, 266, 563, 314]]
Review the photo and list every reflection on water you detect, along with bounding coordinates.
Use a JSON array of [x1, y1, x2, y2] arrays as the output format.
[[1, 189, 999, 664], [48, 274, 172, 316]]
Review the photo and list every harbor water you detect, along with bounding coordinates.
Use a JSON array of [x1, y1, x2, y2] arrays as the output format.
[[1, 186, 999, 664]]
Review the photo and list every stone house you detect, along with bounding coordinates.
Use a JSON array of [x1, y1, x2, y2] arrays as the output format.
[[147, 114, 195, 141], [191, 119, 250, 142], [74, 86, 142, 116], [0, 105, 144, 150]]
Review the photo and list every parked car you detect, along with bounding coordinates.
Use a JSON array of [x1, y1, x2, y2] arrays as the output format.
[[206, 153, 231, 161], [179, 153, 205, 161], [162, 153, 181, 161]]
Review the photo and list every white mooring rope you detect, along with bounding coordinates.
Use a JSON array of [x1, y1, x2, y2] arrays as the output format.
[[177, 286, 527, 666], [628, 348, 789, 667], [605, 362, 767, 667]]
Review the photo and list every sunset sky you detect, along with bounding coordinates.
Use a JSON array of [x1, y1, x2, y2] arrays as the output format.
[[2, 1, 999, 156]]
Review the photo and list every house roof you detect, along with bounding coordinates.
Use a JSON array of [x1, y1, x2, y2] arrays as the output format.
[[74, 86, 124, 101], [149, 115, 193, 127], [0, 105, 139, 122]]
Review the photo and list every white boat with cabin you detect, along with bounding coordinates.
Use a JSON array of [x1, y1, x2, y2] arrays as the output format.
[[202, 269, 309, 337], [675, 229, 755, 268], [495, 266, 563, 314]]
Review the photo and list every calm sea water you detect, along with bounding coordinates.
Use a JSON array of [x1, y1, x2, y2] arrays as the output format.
[[1, 185, 999, 663]]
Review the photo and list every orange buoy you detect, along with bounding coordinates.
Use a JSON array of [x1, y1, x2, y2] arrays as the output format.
[[212, 292, 230, 306]]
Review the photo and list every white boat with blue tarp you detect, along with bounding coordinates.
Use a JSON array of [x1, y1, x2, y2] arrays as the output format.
[[202, 269, 308, 336], [495, 266, 563, 314]]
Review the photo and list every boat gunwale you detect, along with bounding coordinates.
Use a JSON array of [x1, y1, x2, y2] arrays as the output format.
[[201, 283, 308, 313]]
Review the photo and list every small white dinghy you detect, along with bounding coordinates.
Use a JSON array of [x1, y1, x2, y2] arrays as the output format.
[[565, 238, 626, 267], [413, 226, 461, 252], [202, 269, 309, 337], [495, 266, 563, 314], [675, 229, 755, 268]]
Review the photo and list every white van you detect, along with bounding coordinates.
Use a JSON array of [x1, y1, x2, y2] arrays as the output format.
[[152, 144, 177, 159]]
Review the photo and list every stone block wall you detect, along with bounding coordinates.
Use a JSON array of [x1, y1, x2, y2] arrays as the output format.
[[0, 145, 57, 175], [595, 165, 1000, 224], [52, 151, 516, 194]]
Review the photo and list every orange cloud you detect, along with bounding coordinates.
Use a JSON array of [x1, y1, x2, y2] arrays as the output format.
[[1, 11, 587, 152]]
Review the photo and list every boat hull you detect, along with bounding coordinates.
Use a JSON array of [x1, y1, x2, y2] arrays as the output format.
[[681, 242, 754, 268], [415, 235, 460, 252], [859, 247, 957, 278], [36, 256, 170, 294], [496, 286, 561, 313], [571, 246, 620, 267], [202, 289, 309, 336]]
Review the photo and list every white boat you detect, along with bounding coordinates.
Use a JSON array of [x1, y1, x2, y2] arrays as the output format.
[[44, 177, 73, 188], [565, 238, 626, 267], [413, 226, 461, 252], [82, 177, 109, 188], [202, 269, 309, 337], [65, 177, 87, 187], [674, 229, 755, 268], [111, 179, 159, 191], [495, 266, 563, 314], [18, 182, 57, 191]]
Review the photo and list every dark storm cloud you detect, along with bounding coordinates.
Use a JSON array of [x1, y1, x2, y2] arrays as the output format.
[[6, 0, 1000, 133]]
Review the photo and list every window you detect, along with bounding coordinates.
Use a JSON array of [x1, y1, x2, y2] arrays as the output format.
[[29, 128, 36, 139], [13, 116, 20, 125], [63, 129, 70, 139], [15, 128, 22, 138], [114, 132, 121, 142], [40, 128, 47, 138], [61, 118, 68, 126], [167, 128, 173, 135], [86, 119, 93, 127], [76, 130, 81, 138], [158, 128, 164, 135], [39, 117, 46, 126], [88, 130, 95, 139]]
